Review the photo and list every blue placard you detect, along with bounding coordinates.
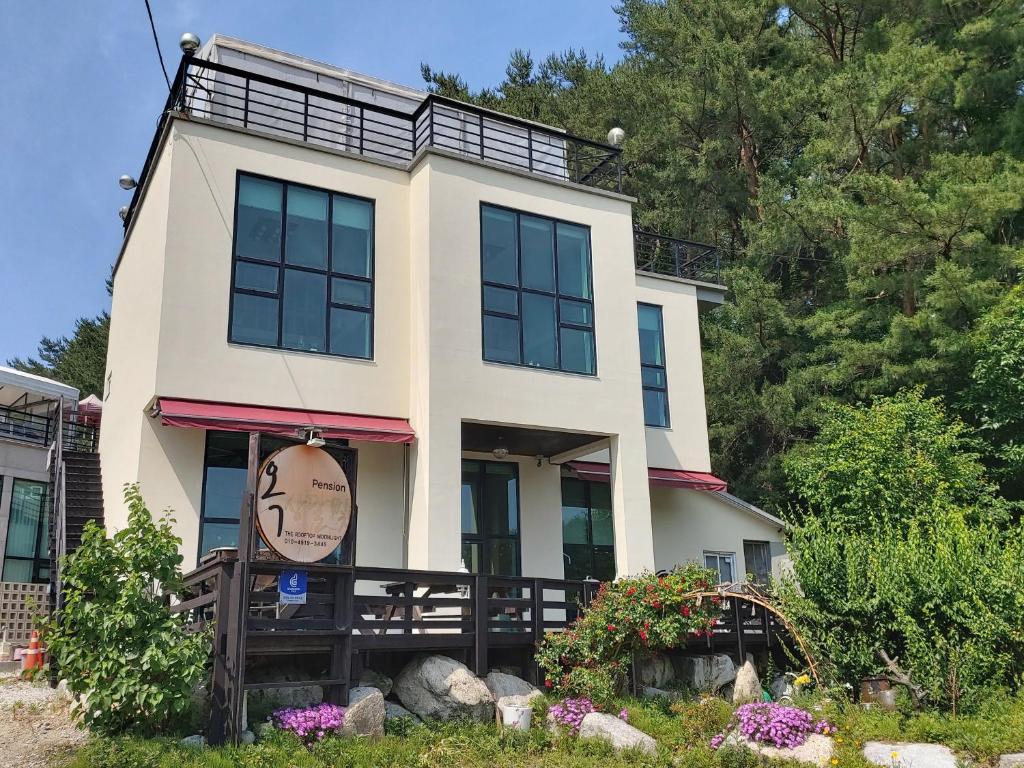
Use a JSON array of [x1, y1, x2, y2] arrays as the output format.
[[279, 569, 307, 605]]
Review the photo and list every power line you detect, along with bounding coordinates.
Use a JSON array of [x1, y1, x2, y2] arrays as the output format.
[[143, 0, 171, 91]]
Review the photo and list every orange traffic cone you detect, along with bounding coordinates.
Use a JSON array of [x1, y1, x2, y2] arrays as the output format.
[[21, 630, 43, 674]]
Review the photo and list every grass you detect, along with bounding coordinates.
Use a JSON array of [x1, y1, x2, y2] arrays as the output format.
[[52, 692, 1024, 768]]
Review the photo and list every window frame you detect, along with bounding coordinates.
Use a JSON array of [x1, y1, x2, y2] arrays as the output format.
[[703, 550, 737, 585], [2, 477, 50, 584], [228, 170, 376, 360], [559, 476, 616, 582], [742, 539, 772, 585], [460, 459, 522, 577], [478, 202, 597, 376], [638, 302, 670, 428]]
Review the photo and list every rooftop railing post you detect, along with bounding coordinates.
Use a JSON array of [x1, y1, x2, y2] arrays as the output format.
[[242, 78, 250, 129], [302, 92, 308, 141], [616, 153, 622, 193], [531, 579, 545, 648], [527, 130, 534, 173], [472, 574, 488, 675], [478, 113, 485, 160]]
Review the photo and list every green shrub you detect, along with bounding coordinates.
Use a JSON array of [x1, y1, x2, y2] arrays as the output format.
[[535, 565, 720, 706], [48, 484, 209, 735]]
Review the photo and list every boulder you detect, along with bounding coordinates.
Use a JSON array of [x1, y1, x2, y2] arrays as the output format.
[[723, 732, 833, 766], [674, 654, 736, 692], [637, 653, 674, 688], [180, 735, 206, 747], [732, 656, 762, 704], [341, 686, 385, 737], [640, 686, 682, 701], [579, 712, 657, 754], [484, 671, 538, 701], [1000, 755, 1024, 768], [863, 742, 958, 768], [239, 730, 256, 745], [384, 700, 421, 724], [394, 655, 494, 722], [771, 674, 795, 702], [358, 669, 393, 697]]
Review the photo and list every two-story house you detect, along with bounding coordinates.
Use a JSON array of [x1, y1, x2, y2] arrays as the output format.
[[100, 34, 785, 590]]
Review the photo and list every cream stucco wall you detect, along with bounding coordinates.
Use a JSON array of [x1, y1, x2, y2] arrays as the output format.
[[650, 487, 787, 578]]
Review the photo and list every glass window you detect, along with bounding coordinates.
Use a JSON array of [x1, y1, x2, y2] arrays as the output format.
[[460, 459, 520, 576], [743, 540, 772, 585], [481, 205, 596, 375], [638, 304, 670, 427], [230, 173, 373, 359], [2, 479, 49, 583], [704, 551, 736, 585], [560, 477, 615, 582]]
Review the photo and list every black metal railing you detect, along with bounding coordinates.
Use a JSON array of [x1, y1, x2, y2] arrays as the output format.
[[123, 56, 623, 230], [634, 230, 724, 285], [0, 404, 99, 451]]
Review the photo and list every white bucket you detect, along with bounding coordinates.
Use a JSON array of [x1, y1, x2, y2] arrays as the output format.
[[499, 703, 533, 731]]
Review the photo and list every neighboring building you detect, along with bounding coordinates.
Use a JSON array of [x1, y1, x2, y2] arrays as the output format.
[[102, 35, 786, 586]]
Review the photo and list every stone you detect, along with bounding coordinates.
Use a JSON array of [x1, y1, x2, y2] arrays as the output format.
[[720, 682, 735, 702], [180, 735, 206, 747], [578, 712, 657, 754], [383, 700, 421, 723], [255, 721, 276, 739], [732, 656, 762, 704], [247, 680, 322, 710], [497, 693, 542, 708], [342, 686, 386, 737], [358, 669, 393, 697], [484, 671, 538, 701], [771, 674, 795, 702], [723, 732, 833, 766], [863, 742, 959, 768], [640, 686, 682, 701], [673, 654, 737, 693], [240, 730, 255, 745], [394, 655, 494, 722], [636, 652, 674, 688], [999, 754, 1024, 768]]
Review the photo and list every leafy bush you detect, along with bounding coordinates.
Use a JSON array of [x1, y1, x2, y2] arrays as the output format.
[[779, 391, 1024, 711], [47, 484, 209, 735], [535, 565, 720, 706]]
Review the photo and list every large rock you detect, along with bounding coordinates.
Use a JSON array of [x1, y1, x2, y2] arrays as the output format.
[[384, 700, 421, 724], [863, 742, 958, 768], [579, 712, 657, 754], [394, 655, 494, 722], [358, 669, 393, 697], [1000, 755, 1024, 768], [342, 686, 385, 737], [723, 732, 833, 766], [771, 674, 794, 701], [673, 654, 736, 693], [732, 656, 762, 704], [484, 671, 538, 701], [636, 653, 674, 688]]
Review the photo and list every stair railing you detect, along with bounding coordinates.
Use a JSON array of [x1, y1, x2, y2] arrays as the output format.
[[51, 397, 68, 615]]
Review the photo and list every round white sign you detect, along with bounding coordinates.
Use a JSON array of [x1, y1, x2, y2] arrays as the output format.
[[254, 445, 352, 562]]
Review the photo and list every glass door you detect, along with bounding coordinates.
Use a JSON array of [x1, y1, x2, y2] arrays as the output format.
[[460, 459, 521, 576]]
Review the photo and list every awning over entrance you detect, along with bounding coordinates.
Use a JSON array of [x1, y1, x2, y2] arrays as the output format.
[[566, 461, 728, 492], [154, 398, 415, 444]]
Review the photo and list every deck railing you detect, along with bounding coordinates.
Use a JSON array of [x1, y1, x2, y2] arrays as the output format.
[[0, 403, 98, 452], [634, 230, 724, 285]]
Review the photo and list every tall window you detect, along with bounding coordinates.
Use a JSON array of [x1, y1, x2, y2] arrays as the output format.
[[638, 303, 669, 427], [461, 460, 521, 576], [560, 477, 615, 582], [2, 479, 49, 583], [230, 173, 374, 359], [704, 551, 736, 585], [743, 540, 772, 585], [198, 431, 350, 562], [480, 204, 596, 375]]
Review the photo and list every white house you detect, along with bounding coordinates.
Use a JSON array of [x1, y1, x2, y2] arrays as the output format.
[[100, 34, 786, 588]]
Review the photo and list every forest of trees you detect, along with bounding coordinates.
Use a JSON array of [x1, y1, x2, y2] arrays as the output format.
[[423, 0, 1024, 511]]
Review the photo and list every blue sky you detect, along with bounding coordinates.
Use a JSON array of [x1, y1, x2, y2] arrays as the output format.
[[0, 1, 625, 363]]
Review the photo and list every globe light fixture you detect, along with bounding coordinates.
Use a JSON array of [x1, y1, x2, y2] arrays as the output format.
[[179, 32, 201, 55], [607, 126, 626, 146], [118, 174, 137, 190]]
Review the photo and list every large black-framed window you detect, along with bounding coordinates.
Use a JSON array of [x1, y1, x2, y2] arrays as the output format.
[[480, 204, 596, 375], [461, 459, 521, 576], [229, 172, 375, 359], [2, 478, 50, 584], [638, 303, 670, 427], [198, 430, 352, 563], [743, 540, 771, 585], [560, 476, 615, 582]]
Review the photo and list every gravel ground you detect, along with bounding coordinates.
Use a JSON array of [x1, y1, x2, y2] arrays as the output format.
[[0, 676, 87, 767]]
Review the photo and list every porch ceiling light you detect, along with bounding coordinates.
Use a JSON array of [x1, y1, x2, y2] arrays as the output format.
[[492, 445, 509, 460], [305, 429, 326, 448]]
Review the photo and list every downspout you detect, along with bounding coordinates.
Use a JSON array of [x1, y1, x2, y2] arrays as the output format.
[[401, 442, 410, 568]]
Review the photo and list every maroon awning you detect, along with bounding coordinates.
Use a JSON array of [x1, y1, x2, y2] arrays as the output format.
[[154, 398, 415, 444], [567, 461, 727, 492]]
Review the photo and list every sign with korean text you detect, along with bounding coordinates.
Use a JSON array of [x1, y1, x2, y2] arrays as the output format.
[[254, 445, 352, 562], [278, 568, 308, 605]]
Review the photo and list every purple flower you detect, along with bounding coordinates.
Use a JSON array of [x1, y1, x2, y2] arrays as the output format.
[[271, 703, 347, 744], [618, 708, 629, 722], [548, 697, 596, 735], [709, 703, 831, 751]]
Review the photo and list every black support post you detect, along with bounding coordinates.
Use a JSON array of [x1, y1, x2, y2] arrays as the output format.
[[473, 574, 488, 675]]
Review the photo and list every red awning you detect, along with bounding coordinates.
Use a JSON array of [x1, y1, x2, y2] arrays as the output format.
[[154, 398, 415, 444], [566, 461, 727, 492]]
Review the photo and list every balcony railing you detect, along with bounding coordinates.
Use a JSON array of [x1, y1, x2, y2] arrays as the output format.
[[634, 230, 724, 285], [123, 57, 622, 230], [0, 404, 98, 452]]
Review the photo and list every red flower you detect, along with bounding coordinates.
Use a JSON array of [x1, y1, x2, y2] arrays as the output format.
[[639, 629, 648, 643], [646, 584, 656, 593], [711, 596, 721, 605], [544, 678, 553, 689], [680, 605, 691, 617], [651, 600, 661, 609], [607, 624, 616, 632], [626, 586, 637, 596]]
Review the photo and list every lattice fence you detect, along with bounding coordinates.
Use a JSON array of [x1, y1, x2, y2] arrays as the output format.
[[0, 582, 50, 645]]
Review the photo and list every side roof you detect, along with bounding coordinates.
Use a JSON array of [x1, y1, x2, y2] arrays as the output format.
[[0, 365, 79, 406]]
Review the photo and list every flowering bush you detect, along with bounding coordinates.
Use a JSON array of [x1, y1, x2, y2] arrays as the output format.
[[536, 564, 721, 706], [710, 702, 834, 750], [271, 703, 346, 744], [547, 697, 628, 735]]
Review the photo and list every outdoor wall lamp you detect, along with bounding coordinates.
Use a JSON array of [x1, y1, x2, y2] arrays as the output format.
[[607, 126, 626, 146], [118, 175, 137, 190], [179, 32, 201, 55], [118, 206, 129, 221], [492, 437, 509, 460], [305, 429, 326, 448]]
